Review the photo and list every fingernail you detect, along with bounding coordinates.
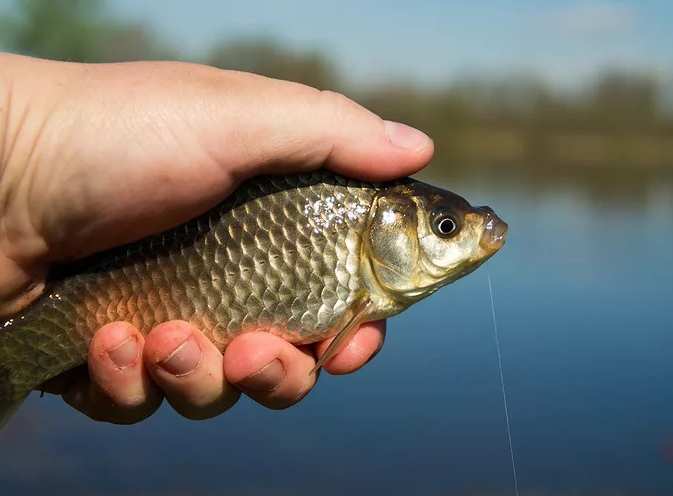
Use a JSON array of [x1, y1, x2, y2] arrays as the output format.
[[235, 359, 285, 393], [107, 336, 139, 370], [159, 336, 202, 377], [384, 120, 430, 150]]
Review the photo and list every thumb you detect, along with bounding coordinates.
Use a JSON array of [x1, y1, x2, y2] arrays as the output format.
[[190, 69, 434, 181], [5, 59, 434, 264]]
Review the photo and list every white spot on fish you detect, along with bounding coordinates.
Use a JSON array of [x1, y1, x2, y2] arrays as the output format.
[[303, 195, 369, 232], [382, 210, 397, 225]]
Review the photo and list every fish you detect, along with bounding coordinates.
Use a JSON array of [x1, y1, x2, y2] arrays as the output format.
[[0, 170, 507, 429]]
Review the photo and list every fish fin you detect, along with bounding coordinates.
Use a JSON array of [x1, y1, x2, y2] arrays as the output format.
[[310, 298, 373, 375]]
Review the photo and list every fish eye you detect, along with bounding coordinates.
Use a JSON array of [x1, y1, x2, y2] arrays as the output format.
[[432, 210, 459, 237]]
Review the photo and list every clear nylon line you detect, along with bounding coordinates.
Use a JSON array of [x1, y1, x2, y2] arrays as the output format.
[[488, 273, 519, 496]]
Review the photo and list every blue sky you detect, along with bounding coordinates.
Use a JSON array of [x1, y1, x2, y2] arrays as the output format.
[[2, 0, 672, 86]]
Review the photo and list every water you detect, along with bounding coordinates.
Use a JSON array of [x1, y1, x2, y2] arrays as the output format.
[[1, 174, 673, 496]]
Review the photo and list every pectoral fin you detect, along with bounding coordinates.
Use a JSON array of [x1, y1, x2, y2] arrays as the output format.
[[310, 298, 373, 375]]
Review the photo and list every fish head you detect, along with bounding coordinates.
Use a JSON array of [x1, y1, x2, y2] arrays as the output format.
[[362, 181, 508, 306]]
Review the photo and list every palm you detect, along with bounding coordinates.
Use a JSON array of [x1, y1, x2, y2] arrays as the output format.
[[29, 70, 241, 263]]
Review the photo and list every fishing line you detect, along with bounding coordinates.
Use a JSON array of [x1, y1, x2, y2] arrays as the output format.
[[488, 273, 519, 496]]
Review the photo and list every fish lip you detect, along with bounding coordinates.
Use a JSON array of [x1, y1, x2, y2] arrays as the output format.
[[478, 207, 508, 255]]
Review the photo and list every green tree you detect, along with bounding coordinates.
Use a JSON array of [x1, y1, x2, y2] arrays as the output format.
[[0, 0, 174, 62], [206, 38, 340, 91], [587, 71, 662, 130]]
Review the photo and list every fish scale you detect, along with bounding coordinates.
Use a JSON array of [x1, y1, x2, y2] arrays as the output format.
[[0, 169, 508, 430], [0, 172, 380, 390]]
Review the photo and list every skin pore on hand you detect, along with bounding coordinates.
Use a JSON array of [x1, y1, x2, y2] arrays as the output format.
[[0, 52, 434, 424]]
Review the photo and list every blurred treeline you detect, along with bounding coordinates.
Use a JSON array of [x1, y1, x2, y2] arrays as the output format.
[[1, 0, 672, 181]]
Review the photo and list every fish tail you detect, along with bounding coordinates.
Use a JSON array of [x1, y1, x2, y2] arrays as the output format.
[[0, 378, 29, 431], [0, 315, 45, 431], [0, 297, 89, 431], [0, 342, 31, 431]]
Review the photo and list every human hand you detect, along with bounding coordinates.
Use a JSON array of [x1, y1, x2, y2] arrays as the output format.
[[0, 53, 433, 423]]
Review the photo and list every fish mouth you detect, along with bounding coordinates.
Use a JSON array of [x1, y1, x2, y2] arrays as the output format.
[[477, 206, 508, 255]]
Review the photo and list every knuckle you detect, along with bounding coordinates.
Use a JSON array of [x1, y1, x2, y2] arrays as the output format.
[[97, 392, 162, 425], [255, 382, 314, 411], [318, 90, 356, 134], [169, 391, 239, 421]]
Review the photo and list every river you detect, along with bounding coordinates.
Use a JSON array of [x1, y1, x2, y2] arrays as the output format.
[[2, 169, 672, 496]]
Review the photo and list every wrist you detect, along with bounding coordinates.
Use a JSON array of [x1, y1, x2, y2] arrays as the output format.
[[0, 53, 65, 176], [0, 53, 58, 315], [0, 52, 16, 178]]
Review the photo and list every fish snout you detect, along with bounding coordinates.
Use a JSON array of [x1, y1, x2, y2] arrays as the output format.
[[477, 206, 508, 254]]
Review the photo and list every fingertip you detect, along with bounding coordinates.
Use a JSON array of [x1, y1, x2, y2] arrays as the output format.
[[224, 332, 317, 410], [383, 120, 435, 159], [57, 322, 163, 424], [317, 320, 386, 375], [228, 83, 434, 182], [63, 322, 163, 424], [223, 332, 284, 381], [143, 320, 199, 366], [89, 321, 141, 361], [316, 91, 434, 181], [88, 322, 147, 399], [144, 321, 240, 420]]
